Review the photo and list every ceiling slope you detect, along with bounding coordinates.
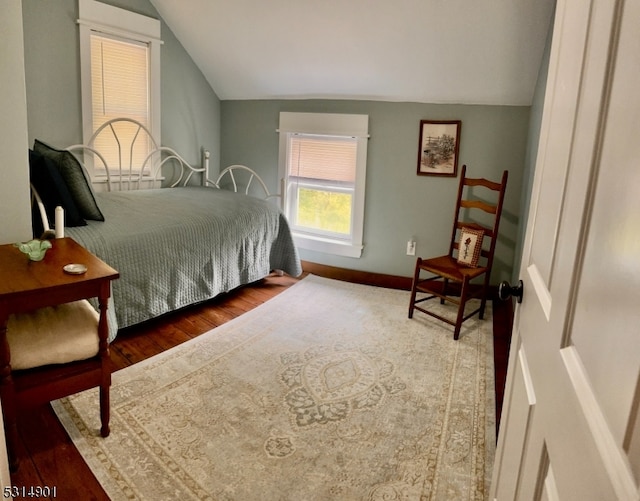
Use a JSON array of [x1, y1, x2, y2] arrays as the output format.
[[150, 0, 555, 105]]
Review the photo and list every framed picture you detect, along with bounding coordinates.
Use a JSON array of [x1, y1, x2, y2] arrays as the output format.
[[416, 120, 461, 177]]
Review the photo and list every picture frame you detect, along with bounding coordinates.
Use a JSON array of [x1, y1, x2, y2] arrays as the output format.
[[416, 120, 461, 177], [456, 227, 484, 268]]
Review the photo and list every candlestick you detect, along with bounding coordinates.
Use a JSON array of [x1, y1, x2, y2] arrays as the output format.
[[55, 206, 65, 238]]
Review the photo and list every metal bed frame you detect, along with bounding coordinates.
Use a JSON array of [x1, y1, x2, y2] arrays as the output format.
[[32, 118, 280, 231]]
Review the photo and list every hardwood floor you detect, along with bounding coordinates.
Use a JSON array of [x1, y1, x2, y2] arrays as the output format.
[[8, 272, 512, 500]]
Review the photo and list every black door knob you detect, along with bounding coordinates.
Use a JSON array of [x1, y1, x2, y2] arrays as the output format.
[[498, 280, 524, 303]]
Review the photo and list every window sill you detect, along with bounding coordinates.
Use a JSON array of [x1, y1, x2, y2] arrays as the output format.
[[293, 233, 363, 258]]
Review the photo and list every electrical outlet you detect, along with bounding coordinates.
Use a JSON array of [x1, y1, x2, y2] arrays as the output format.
[[406, 240, 416, 256]]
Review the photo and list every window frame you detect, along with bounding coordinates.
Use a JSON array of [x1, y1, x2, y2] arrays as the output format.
[[78, 0, 161, 179], [278, 112, 369, 258]]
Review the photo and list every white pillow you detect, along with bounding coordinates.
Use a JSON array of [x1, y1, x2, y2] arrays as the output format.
[[7, 300, 100, 370]]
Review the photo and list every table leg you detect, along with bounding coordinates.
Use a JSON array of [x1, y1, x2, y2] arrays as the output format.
[[0, 312, 19, 472], [98, 288, 111, 438]]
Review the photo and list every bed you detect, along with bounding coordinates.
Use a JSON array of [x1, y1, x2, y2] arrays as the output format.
[[29, 119, 301, 340]]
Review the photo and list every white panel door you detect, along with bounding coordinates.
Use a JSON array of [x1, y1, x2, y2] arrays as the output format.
[[490, 0, 640, 499]]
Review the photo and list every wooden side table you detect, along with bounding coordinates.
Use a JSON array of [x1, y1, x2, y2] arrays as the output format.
[[0, 237, 119, 471]]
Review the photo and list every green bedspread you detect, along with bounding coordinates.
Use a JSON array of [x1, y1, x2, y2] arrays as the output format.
[[67, 187, 301, 340]]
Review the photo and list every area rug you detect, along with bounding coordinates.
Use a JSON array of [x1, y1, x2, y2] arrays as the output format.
[[53, 275, 495, 500]]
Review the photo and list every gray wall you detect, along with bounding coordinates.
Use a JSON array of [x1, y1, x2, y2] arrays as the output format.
[[512, 8, 555, 283], [221, 100, 530, 282], [22, 0, 221, 172], [0, 1, 32, 245]]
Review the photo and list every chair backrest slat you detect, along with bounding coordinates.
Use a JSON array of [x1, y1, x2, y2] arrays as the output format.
[[463, 177, 503, 191], [460, 199, 498, 214]]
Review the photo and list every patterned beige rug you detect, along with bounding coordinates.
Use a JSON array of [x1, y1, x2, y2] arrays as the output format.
[[53, 275, 495, 500]]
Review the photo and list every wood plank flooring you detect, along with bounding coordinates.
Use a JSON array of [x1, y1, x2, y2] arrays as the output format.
[[8, 272, 512, 500]]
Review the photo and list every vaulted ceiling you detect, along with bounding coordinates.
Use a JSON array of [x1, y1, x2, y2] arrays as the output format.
[[149, 0, 555, 106]]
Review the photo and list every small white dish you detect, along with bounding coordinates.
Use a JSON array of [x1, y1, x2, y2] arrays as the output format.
[[63, 263, 88, 275]]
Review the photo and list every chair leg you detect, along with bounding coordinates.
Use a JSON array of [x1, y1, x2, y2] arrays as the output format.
[[479, 275, 491, 320], [453, 278, 470, 340], [479, 298, 487, 320], [441, 278, 449, 304], [408, 258, 422, 319]]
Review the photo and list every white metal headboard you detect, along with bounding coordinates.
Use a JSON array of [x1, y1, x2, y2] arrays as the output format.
[[215, 165, 280, 202], [66, 118, 211, 191], [30, 118, 285, 233]]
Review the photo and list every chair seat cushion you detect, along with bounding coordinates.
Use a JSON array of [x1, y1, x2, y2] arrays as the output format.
[[7, 300, 99, 370], [419, 255, 487, 281]]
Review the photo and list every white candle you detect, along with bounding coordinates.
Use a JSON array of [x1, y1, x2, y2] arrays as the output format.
[[55, 206, 65, 238]]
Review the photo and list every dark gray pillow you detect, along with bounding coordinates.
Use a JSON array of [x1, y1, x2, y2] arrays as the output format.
[[33, 139, 105, 221], [29, 149, 87, 229]]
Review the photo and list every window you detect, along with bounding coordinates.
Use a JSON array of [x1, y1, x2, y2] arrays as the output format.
[[78, 0, 161, 177], [278, 112, 369, 258]]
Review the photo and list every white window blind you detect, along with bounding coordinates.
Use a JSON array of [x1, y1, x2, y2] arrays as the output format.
[[288, 135, 357, 183], [90, 33, 151, 170]]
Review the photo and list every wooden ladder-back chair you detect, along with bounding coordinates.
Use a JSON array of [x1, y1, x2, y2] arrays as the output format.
[[408, 165, 508, 339]]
